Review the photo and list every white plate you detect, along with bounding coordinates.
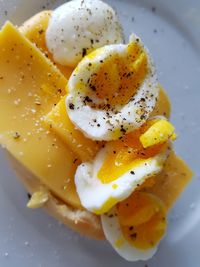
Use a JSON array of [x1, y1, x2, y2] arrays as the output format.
[[0, 0, 200, 266]]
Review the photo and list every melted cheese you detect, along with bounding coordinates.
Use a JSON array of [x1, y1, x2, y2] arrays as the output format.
[[19, 10, 73, 79], [0, 22, 81, 208]]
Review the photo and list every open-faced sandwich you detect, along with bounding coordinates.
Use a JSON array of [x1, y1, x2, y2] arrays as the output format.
[[0, 0, 192, 261]]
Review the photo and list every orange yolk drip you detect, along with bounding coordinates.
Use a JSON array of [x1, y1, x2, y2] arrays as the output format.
[[117, 191, 167, 250], [97, 121, 165, 184], [88, 42, 148, 109]]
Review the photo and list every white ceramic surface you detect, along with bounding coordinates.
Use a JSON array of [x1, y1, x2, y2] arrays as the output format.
[[0, 0, 200, 266]]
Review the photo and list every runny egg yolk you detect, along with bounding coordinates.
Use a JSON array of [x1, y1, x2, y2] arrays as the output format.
[[97, 120, 167, 184], [83, 41, 148, 109], [117, 191, 167, 250]]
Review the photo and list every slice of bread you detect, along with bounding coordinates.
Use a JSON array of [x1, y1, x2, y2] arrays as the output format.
[[8, 153, 104, 240]]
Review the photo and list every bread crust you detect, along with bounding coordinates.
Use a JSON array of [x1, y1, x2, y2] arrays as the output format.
[[8, 153, 104, 240]]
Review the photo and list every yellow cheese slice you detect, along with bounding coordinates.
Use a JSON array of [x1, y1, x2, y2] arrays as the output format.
[[19, 10, 73, 79], [20, 11, 103, 162], [44, 96, 103, 162], [145, 151, 193, 210], [0, 22, 81, 209]]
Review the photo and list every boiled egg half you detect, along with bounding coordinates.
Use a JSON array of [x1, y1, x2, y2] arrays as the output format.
[[101, 191, 167, 261], [66, 34, 158, 141], [75, 119, 175, 215], [46, 0, 123, 67]]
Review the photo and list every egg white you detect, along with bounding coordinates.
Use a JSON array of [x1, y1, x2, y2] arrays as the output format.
[[101, 206, 157, 261], [46, 0, 123, 67], [66, 34, 158, 141], [75, 144, 169, 214]]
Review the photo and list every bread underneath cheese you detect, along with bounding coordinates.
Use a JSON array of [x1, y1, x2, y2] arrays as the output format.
[[8, 153, 104, 240]]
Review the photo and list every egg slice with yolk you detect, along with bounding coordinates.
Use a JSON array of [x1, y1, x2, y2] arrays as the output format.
[[75, 119, 172, 215], [66, 34, 158, 141], [101, 191, 167, 261]]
